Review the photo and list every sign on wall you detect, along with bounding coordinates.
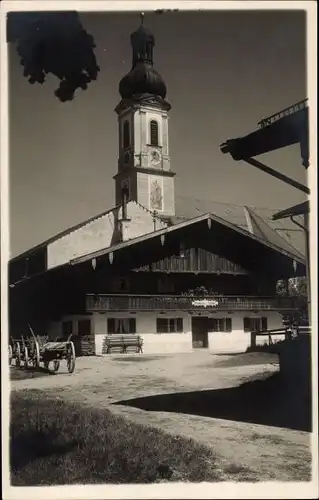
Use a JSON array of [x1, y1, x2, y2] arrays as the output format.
[[191, 299, 219, 308], [149, 175, 163, 211]]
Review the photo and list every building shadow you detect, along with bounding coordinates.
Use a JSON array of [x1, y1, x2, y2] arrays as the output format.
[[115, 373, 311, 432], [10, 429, 78, 472]]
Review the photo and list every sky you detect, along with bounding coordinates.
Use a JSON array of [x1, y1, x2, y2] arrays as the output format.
[[8, 9, 307, 257]]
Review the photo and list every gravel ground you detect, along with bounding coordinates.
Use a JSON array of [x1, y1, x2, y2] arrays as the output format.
[[10, 351, 311, 482]]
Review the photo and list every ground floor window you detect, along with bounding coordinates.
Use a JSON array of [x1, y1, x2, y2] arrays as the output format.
[[107, 318, 136, 334], [244, 317, 268, 332], [62, 320, 73, 336], [78, 319, 91, 336], [211, 317, 232, 332], [156, 317, 183, 333]]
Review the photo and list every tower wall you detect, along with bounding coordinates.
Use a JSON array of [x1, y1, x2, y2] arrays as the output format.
[[115, 20, 175, 218]]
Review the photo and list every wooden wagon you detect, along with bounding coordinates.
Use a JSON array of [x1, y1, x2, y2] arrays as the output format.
[[10, 326, 76, 373], [10, 336, 29, 368], [26, 326, 76, 373], [8, 344, 13, 365]]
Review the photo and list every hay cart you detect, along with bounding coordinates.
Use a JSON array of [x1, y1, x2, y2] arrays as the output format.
[[27, 326, 76, 373], [10, 336, 29, 368], [8, 343, 13, 365]]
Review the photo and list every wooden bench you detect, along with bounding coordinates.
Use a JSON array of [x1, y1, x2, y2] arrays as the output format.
[[104, 335, 143, 354]]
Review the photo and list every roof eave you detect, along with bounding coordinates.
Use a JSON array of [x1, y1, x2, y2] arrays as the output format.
[[70, 211, 305, 267]]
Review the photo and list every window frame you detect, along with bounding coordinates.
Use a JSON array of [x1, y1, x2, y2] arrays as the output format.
[[150, 120, 159, 146], [78, 319, 91, 337], [156, 317, 183, 334], [243, 317, 268, 332], [62, 320, 73, 337], [107, 317, 136, 334], [211, 317, 232, 333], [123, 120, 130, 149]]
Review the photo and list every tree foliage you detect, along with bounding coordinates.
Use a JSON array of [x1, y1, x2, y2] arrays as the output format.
[[276, 277, 308, 297], [7, 12, 100, 102], [277, 277, 309, 325]]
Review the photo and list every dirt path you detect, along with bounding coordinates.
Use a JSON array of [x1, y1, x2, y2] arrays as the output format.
[[11, 352, 277, 397], [11, 352, 311, 481]]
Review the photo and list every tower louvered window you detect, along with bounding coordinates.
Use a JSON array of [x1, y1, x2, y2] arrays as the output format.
[[123, 120, 130, 149], [150, 120, 159, 146]]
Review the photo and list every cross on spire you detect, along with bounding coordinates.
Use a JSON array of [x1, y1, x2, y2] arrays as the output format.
[[140, 12, 144, 25]]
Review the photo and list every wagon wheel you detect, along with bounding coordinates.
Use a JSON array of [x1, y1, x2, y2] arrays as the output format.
[[15, 343, 21, 368], [67, 342, 76, 374], [24, 346, 29, 369], [8, 345, 13, 365], [32, 340, 41, 368], [53, 360, 60, 372]]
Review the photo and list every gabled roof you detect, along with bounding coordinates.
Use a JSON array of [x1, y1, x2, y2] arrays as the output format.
[[245, 207, 305, 260], [10, 205, 120, 262], [174, 196, 305, 258], [71, 212, 305, 267], [10, 196, 305, 269], [10, 200, 166, 262], [10, 210, 306, 288]]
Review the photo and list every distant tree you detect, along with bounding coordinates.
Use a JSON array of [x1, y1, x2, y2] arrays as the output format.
[[277, 277, 309, 326], [289, 277, 308, 297], [276, 277, 308, 298], [7, 11, 100, 102]]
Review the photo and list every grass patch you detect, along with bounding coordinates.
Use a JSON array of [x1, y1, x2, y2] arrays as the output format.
[[10, 366, 53, 381], [213, 352, 279, 368], [10, 390, 219, 486]]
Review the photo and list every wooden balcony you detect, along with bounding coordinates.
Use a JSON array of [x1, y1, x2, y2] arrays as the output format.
[[86, 294, 302, 312]]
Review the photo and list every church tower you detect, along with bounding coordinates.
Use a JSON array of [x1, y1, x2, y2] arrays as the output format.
[[114, 15, 175, 217]]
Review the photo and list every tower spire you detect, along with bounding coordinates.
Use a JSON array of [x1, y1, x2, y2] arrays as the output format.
[[140, 12, 144, 25]]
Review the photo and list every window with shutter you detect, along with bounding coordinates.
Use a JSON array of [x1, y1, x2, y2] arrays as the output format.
[[156, 318, 168, 333], [243, 317, 251, 332], [123, 120, 130, 149], [211, 318, 217, 331], [62, 321, 73, 336], [107, 318, 115, 334], [150, 120, 159, 146], [78, 319, 91, 336], [176, 318, 183, 332], [226, 318, 232, 332], [108, 318, 136, 334], [129, 318, 136, 334], [157, 318, 183, 333]]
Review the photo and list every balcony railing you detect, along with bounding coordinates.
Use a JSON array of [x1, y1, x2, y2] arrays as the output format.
[[86, 294, 302, 312]]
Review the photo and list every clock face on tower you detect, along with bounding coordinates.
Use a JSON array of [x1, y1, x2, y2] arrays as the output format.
[[150, 149, 161, 166]]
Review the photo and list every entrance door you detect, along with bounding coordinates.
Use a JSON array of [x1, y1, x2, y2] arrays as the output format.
[[191, 317, 210, 349]]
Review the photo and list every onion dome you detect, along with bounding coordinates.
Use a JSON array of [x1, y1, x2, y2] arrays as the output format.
[[119, 18, 167, 100]]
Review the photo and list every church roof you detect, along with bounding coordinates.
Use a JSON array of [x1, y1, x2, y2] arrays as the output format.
[[10, 205, 120, 262], [10, 197, 305, 265], [118, 19, 167, 100], [9, 202, 306, 288], [173, 196, 305, 258]]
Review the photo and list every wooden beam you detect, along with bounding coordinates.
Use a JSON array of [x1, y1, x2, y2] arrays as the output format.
[[220, 105, 308, 161], [243, 157, 310, 195], [272, 201, 309, 220]]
